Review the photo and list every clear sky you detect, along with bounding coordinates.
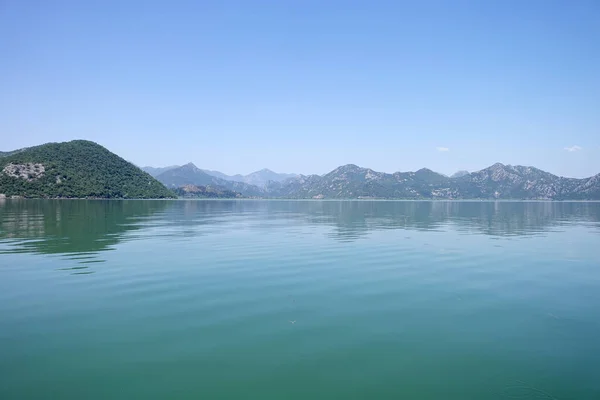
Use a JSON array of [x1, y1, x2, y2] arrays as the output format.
[[1, 0, 599, 177]]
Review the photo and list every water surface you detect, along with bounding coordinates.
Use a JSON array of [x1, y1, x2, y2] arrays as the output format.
[[1, 200, 599, 399]]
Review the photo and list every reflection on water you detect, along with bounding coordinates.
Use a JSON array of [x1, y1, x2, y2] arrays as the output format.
[[0, 200, 171, 271], [1, 200, 599, 256], [1, 199, 600, 399]]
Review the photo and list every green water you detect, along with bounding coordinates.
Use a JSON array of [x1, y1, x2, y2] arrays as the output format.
[[1, 200, 599, 399]]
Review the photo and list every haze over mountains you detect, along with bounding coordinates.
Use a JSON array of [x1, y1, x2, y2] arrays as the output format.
[[450, 170, 470, 178], [2, 140, 600, 200], [150, 163, 274, 197], [148, 161, 600, 200], [140, 165, 179, 177], [142, 165, 297, 187]]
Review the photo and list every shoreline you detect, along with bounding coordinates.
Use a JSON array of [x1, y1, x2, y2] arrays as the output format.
[[2, 196, 600, 202]]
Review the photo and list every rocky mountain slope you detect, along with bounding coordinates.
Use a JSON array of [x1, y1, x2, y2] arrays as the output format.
[[90, 156, 600, 200], [155, 163, 266, 197], [263, 163, 600, 200]]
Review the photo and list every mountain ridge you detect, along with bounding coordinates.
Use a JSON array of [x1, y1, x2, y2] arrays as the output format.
[[155, 163, 267, 197], [202, 167, 298, 186], [451, 170, 469, 178], [143, 165, 297, 187], [154, 162, 600, 200], [141, 165, 179, 177], [3, 141, 599, 200]]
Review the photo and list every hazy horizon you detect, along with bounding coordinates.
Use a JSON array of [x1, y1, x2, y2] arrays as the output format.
[[2, 137, 600, 180], [2, 1, 599, 178], [136, 158, 597, 179]]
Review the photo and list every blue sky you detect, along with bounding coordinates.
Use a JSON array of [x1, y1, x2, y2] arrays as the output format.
[[1, 0, 599, 177]]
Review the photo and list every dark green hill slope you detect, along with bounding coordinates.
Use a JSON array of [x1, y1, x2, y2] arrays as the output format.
[[0, 140, 175, 199]]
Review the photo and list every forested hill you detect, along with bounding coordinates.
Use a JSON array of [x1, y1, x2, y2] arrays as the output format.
[[0, 140, 175, 199]]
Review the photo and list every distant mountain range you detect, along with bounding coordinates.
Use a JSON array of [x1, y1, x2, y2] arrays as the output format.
[[203, 168, 298, 186], [3, 141, 600, 200], [153, 163, 267, 197], [450, 170, 470, 178], [140, 165, 179, 177], [143, 165, 297, 187], [152, 162, 600, 200], [172, 184, 241, 199]]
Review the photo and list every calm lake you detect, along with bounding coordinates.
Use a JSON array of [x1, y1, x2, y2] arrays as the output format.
[[1, 200, 599, 399]]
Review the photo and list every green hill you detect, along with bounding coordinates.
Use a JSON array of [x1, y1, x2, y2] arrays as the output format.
[[0, 140, 175, 199]]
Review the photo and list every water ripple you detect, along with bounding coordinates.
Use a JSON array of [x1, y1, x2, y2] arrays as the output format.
[[1, 200, 600, 398]]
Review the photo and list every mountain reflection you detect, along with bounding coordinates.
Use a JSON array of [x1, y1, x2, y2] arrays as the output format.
[[1, 200, 599, 260], [0, 199, 170, 257], [301, 200, 600, 240], [153, 200, 600, 241]]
